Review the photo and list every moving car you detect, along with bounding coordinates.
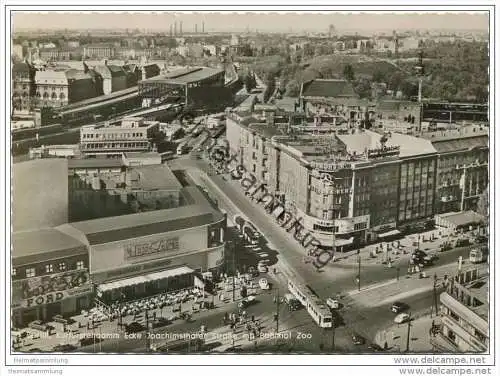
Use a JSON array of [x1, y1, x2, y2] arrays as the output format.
[[238, 295, 256, 308], [394, 313, 411, 324], [352, 334, 366, 345], [470, 246, 488, 264], [326, 298, 340, 310], [259, 278, 270, 290], [391, 301, 408, 314]]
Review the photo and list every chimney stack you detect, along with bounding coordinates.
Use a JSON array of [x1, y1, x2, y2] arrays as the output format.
[[180, 21, 183, 35], [195, 24, 198, 33], [202, 21, 205, 33], [174, 21, 177, 36]]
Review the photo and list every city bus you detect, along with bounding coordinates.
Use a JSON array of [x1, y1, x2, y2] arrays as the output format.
[[287, 279, 333, 328]]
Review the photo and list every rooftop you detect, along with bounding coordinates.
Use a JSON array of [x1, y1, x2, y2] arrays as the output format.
[[436, 210, 485, 228], [338, 130, 437, 158], [128, 165, 182, 191], [13, 159, 68, 232], [141, 67, 224, 85], [301, 79, 358, 99], [68, 158, 124, 169], [13, 228, 86, 261], [67, 185, 224, 245], [464, 275, 489, 321]]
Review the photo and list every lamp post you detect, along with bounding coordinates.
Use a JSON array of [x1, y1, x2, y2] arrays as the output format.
[[356, 250, 361, 291], [405, 312, 412, 353]]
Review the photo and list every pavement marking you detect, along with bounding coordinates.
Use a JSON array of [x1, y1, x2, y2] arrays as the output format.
[[346, 278, 397, 296]]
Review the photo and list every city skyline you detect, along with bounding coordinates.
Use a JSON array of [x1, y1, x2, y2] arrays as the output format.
[[12, 12, 489, 34]]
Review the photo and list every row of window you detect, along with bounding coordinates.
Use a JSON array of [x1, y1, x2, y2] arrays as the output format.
[[13, 260, 85, 278], [35, 92, 66, 99], [81, 142, 148, 149], [82, 132, 145, 139]]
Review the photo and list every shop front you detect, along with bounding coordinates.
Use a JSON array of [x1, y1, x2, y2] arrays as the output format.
[[11, 270, 93, 328]]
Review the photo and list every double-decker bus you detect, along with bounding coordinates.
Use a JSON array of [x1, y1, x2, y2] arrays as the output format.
[[287, 279, 332, 328]]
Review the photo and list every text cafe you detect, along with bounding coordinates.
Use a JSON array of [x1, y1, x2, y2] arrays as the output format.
[[93, 235, 197, 304]]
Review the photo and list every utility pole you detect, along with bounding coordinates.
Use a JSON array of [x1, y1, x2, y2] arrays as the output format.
[[405, 313, 412, 353], [275, 289, 280, 332], [331, 325, 335, 351], [432, 273, 439, 318], [232, 241, 236, 302], [396, 267, 400, 281], [357, 250, 361, 291]]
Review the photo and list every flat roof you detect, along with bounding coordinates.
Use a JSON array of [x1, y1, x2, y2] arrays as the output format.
[[68, 158, 124, 169], [67, 186, 224, 245], [13, 159, 68, 232], [141, 67, 224, 85], [337, 130, 437, 158], [437, 210, 485, 228], [123, 151, 161, 159], [128, 164, 182, 191], [58, 86, 138, 112], [13, 228, 86, 265]]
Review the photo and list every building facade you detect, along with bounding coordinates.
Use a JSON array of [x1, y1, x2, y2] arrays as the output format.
[[438, 267, 488, 352], [79, 117, 159, 157], [12, 228, 92, 328], [12, 62, 36, 112], [83, 44, 115, 59], [431, 128, 489, 214], [94, 64, 128, 95], [34, 70, 69, 107]]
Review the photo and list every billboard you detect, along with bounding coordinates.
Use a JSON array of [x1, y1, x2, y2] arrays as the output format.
[[12, 270, 90, 308]]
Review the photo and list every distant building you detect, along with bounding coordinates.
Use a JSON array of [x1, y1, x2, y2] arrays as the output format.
[[65, 69, 100, 103], [79, 116, 159, 157], [436, 267, 488, 352], [39, 48, 72, 61], [203, 44, 220, 57], [94, 63, 128, 95], [12, 61, 36, 112], [12, 44, 23, 59], [83, 44, 115, 59], [67, 41, 80, 49], [300, 79, 359, 109], [34, 70, 69, 107]]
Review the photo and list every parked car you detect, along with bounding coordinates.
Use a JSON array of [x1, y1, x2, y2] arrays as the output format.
[[125, 322, 146, 334], [391, 301, 409, 314], [257, 263, 268, 273], [259, 278, 270, 290], [352, 334, 366, 345], [326, 298, 340, 310], [394, 313, 411, 324]]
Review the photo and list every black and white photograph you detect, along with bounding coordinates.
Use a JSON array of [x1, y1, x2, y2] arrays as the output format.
[[1, 2, 496, 374]]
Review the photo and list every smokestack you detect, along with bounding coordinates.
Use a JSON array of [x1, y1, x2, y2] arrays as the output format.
[[180, 21, 183, 35], [174, 21, 177, 36], [195, 24, 198, 33], [202, 21, 205, 33], [169, 24, 173, 37]]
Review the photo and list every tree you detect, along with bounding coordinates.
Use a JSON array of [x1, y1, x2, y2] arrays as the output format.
[[354, 78, 372, 99], [285, 79, 300, 97], [263, 76, 276, 103], [343, 64, 355, 81], [244, 73, 257, 92]]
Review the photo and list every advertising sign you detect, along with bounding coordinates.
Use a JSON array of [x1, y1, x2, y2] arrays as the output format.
[[12, 270, 90, 308], [123, 237, 180, 262]]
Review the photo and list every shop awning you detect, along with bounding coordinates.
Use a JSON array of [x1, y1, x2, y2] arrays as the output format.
[[378, 229, 401, 238], [335, 237, 354, 246], [98, 265, 194, 292]]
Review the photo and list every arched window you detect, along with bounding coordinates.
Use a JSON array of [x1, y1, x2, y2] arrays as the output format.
[[51, 92, 57, 99], [43, 92, 49, 99], [22, 92, 28, 98], [59, 92, 65, 99], [36, 92, 41, 98]]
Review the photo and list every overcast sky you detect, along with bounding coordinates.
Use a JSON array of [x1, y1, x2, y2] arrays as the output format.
[[12, 12, 489, 33]]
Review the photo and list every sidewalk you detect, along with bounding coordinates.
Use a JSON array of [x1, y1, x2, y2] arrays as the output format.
[[374, 314, 437, 353]]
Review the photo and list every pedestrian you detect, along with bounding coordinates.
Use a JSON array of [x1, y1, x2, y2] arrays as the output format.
[[251, 315, 255, 323]]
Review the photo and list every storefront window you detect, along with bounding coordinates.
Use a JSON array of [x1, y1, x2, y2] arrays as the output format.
[[45, 264, 53, 273], [26, 268, 35, 278]]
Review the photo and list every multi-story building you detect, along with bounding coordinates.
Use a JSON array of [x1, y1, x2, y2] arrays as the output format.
[[12, 44, 24, 59], [83, 44, 115, 59], [94, 64, 128, 95], [425, 126, 489, 214], [375, 100, 422, 133], [12, 158, 227, 328], [436, 267, 488, 352], [12, 228, 92, 327], [12, 61, 36, 112], [34, 70, 69, 107], [79, 116, 159, 157], [39, 48, 71, 61]]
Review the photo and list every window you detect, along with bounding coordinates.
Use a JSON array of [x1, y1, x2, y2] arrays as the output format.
[[12, 268, 16, 277], [76, 261, 85, 270], [26, 268, 36, 278], [45, 264, 54, 273], [58, 262, 67, 271]]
